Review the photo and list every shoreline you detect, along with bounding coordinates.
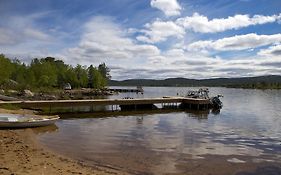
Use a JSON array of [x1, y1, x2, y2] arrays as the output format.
[[0, 128, 130, 175], [0, 108, 130, 175]]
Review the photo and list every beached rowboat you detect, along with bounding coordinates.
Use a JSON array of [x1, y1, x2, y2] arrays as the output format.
[[0, 114, 59, 128]]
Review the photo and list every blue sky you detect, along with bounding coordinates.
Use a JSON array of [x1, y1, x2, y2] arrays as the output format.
[[0, 0, 281, 80]]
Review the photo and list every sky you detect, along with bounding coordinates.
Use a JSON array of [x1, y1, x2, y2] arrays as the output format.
[[0, 0, 281, 80]]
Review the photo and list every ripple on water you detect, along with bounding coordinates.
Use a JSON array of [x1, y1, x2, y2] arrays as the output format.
[[227, 158, 246, 163]]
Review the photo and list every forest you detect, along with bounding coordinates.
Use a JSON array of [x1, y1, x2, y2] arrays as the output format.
[[109, 76, 281, 89], [0, 54, 110, 90]]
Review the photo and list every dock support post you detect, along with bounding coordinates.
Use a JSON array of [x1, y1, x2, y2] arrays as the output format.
[[49, 105, 51, 115]]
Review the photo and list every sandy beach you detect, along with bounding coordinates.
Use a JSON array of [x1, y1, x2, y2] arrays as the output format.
[[0, 129, 131, 175], [0, 108, 130, 175]]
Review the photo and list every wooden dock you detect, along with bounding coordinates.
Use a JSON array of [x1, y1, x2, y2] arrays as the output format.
[[0, 97, 212, 111]]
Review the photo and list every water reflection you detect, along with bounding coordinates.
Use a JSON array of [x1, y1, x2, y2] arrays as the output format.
[[211, 108, 221, 115], [58, 108, 211, 120], [32, 124, 58, 134], [37, 87, 281, 175], [136, 116, 144, 124]]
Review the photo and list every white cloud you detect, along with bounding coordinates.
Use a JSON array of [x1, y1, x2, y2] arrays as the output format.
[[137, 13, 281, 44], [0, 15, 52, 46], [137, 20, 185, 43], [23, 28, 50, 41], [150, 0, 182, 17], [176, 13, 281, 33], [0, 28, 19, 45], [187, 33, 281, 51], [65, 16, 160, 65], [111, 51, 281, 80], [258, 44, 281, 56]]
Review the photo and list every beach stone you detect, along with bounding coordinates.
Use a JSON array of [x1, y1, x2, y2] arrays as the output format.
[[23, 90, 34, 97]]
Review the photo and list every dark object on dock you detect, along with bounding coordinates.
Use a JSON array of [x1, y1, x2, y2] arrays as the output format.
[[186, 88, 209, 99], [210, 95, 223, 109]]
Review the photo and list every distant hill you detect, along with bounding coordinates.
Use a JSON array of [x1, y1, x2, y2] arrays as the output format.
[[109, 75, 281, 89]]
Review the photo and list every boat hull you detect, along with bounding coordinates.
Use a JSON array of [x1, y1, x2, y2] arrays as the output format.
[[0, 117, 59, 128]]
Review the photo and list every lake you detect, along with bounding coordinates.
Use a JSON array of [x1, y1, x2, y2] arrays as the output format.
[[36, 87, 281, 175]]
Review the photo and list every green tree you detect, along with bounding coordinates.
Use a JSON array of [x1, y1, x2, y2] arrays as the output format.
[[98, 63, 111, 80], [65, 68, 79, 88], [75, 65, 88, 88], [88, 65, 104, 89], [30, 58, 57, 87], [0, 54, 14, 85], [0, 55, 109, 90]]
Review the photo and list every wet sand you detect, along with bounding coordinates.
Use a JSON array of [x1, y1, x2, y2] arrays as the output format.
[[0, 129, 130, 175], [0, 108, 130, 175]]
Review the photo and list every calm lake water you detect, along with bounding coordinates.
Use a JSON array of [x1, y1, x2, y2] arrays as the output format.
[[36, 87, 281, 175]]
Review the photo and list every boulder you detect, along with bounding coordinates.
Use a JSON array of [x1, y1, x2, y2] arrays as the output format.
[[23, 90, 34, 97]]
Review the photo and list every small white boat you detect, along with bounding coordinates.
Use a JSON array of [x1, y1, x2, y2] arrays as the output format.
[[0, 114, 59, 128]]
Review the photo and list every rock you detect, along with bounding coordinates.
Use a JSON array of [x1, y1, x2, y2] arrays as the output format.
[[44, 95, 57, 100], [23, 90, 34, 97], [7, 90, 18, 94], [0, 94, 19, 101]]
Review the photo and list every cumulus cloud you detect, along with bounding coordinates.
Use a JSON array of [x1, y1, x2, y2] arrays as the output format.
[[137, 13, 281, 44], [258, 44, 281, 56], [187, 33, 281, 51], [137, 20, 185, 43], [150, 0, 182, 17], [64, 19, 281, 80], [176, 13, 281, 33], [65, 16, 160, 65], [0, 15, 52, 46]]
